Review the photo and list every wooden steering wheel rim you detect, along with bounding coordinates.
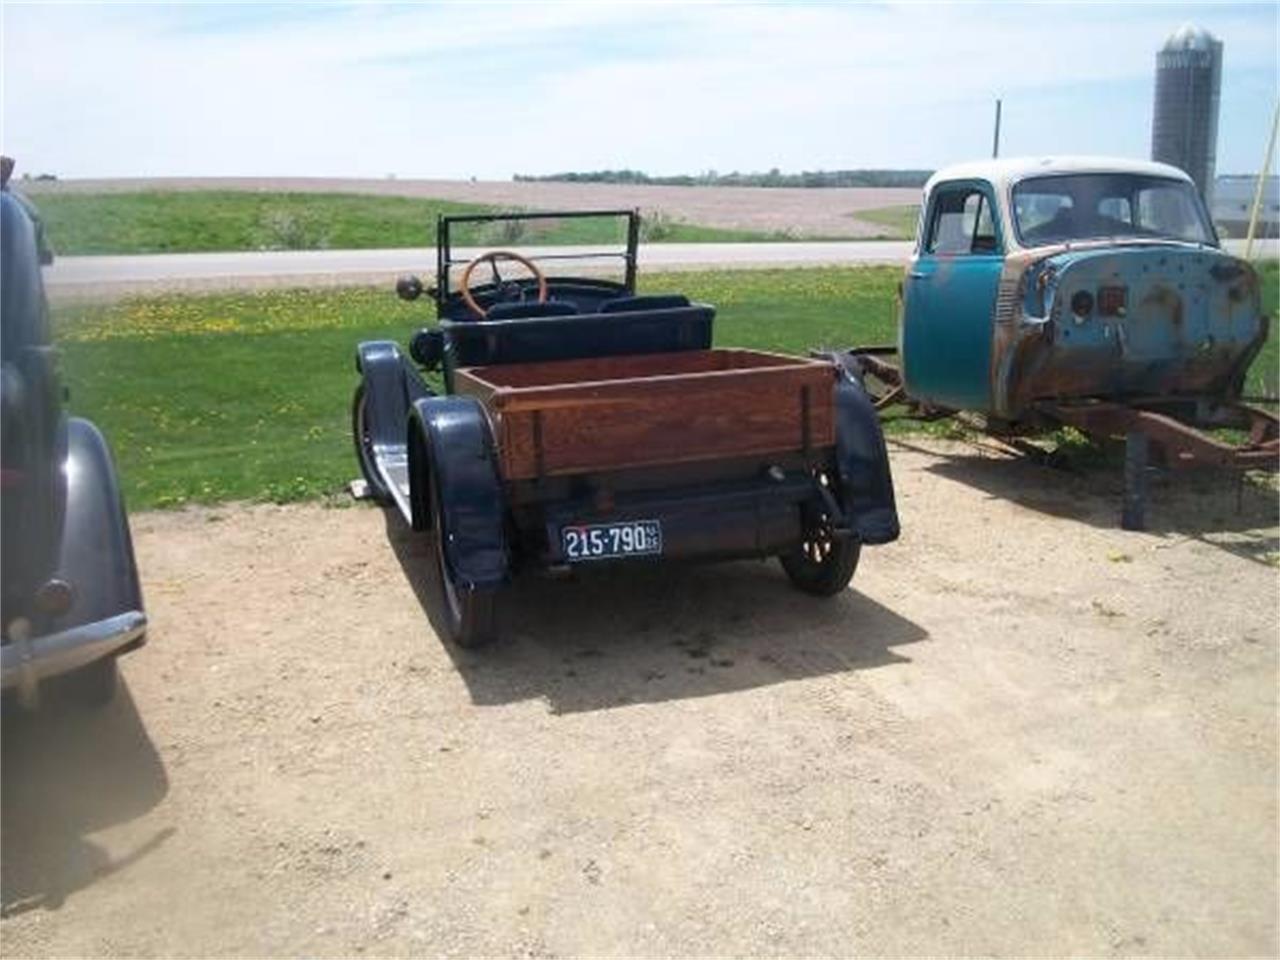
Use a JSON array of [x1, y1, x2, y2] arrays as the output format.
[[459, 250, 548, 319]]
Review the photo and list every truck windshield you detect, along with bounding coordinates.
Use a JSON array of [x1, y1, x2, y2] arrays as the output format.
[[1012, 173, 1215, 246]]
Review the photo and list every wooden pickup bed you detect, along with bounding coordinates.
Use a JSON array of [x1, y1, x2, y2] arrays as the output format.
[[454, 349, 836, 481]]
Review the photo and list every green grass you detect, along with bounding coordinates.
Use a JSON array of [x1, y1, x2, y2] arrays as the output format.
[[52, 262, 1277, 510], [853, 205, 920, 240], [1256, 264, 1279, 398], [33, 191, 783, 255], [37, 192, 484, 254]]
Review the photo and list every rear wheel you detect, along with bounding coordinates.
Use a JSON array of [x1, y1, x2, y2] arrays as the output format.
[[429, 463, 497, 648], [351, 383, 391, 503], [780, 470, 861, 596]]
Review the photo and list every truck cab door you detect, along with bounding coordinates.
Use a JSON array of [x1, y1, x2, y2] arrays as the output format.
[[900, 180, 1004, 412]]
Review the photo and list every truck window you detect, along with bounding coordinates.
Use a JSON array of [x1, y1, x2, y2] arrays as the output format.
[[1137, 185, 1208, 241], [926, 188, 998, 255], [1012, 173, 1214, 245]]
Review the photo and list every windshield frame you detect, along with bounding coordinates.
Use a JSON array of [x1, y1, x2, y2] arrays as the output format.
[[436, 209, 640, 310], [1009, 172, 1218, 249]]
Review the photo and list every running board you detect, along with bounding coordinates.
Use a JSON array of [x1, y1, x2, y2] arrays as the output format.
[[372, 442, 416, 527]]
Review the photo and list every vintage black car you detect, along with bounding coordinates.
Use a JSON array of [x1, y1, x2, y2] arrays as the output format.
[[353, 210, 898, 646], [0, 167, 146, 707]]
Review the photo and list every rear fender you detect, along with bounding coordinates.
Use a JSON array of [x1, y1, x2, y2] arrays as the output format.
[[407, 396, 509, 590], [51, 418, 145, 637], [833, 372, 900, 545]]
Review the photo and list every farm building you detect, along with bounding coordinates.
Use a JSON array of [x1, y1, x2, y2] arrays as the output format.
[[1213, 174, 1279, 238]]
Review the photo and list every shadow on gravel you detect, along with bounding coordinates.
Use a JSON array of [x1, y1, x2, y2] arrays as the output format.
[[384, 511, 926, 714], [1, 682, 171, 917], [897, 437, 1280, 566]]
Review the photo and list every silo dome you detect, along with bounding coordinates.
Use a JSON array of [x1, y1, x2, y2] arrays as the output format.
[[1163, 22, 1218, 52]]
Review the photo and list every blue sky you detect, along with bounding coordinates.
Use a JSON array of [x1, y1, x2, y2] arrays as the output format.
[[2, 1, 1276, 180]]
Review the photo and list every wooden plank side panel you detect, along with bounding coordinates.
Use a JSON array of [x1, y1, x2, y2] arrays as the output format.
[[499, 364, 835, 479]]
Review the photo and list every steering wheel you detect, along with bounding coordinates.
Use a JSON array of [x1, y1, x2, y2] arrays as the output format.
[[459, 250, 548, 319]]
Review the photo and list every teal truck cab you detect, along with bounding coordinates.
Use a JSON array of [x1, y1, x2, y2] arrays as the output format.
[[901, 156, 1267, 418], [859, 156, 1276, 527]]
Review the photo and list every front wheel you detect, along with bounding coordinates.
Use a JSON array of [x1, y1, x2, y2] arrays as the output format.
[[352, 383, 392, 504], [429, 463, 497, 648], [780, 470, 861, 596]]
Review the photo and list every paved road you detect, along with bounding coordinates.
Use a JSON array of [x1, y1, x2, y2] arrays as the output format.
[[43, 242, 914, 300], [44, 239, 1277, 300]]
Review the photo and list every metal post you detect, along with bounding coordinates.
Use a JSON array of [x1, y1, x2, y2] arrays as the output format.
[[992, 99, 1002, 159], [1121, 431, 1149, 531], [624, 209, 640, 293], [436, 215, 448, 308], [1244, 101, 1279, 260]]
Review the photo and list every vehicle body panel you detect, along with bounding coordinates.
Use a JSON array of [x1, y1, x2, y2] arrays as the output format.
[[407, 395, 509, 589], [992, 245, 1265, 418], [53, 418, 146, 627], [540, 471, 818, 566], [453, 350, 835, 481], [1, 418, 147, 694], [901, 157, 1266, 420], [901, 255, 1002, 411], [901, 178, 1004, 411], [831, 367, 900, 544], [0, 185, 146, 703], [354, 339, 431, 513]]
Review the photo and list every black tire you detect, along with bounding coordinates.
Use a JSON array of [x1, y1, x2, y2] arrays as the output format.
[[352, 383, 392, 504], [59, 655, 119, 708], [429, 463, 497, 648], [780, 470, 861, 596]]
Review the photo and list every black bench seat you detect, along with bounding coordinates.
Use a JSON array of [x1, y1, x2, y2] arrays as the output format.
[[444, 303, 714, 368]]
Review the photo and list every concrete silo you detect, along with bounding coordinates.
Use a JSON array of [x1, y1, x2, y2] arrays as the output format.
[[1151, 22, 1223, 204]]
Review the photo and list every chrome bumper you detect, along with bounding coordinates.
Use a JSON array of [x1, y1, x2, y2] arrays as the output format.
[[1, 610, 146, 699]]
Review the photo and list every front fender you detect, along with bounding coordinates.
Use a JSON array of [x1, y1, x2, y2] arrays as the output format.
[[355, 340, 432, 452], [833, 372, 900, 545], [53, 417, 145, 635], [408, 396, 509, 590]]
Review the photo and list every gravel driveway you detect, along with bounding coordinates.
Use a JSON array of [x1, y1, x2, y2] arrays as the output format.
[[2, 440, 1276, 958]]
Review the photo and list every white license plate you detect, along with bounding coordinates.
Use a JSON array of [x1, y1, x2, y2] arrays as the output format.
[[561, 520, 662, 562]]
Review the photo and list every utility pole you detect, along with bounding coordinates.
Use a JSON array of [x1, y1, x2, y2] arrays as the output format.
[[1244, 101, 1279, 260], [992, 99, 1003, 159]]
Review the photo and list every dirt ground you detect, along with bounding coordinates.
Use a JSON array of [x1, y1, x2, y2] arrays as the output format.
[[2, 440, 1277, 958], [21, 178, 920, 238]]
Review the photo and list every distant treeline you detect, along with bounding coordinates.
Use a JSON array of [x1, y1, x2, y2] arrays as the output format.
[[514, 169, 932, 188]]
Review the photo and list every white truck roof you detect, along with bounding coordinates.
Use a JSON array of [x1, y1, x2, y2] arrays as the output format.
[[925, 156, 1193, 195]]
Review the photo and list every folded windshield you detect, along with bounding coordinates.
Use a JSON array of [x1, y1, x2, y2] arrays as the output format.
[[1012, 173, 1215, 246]]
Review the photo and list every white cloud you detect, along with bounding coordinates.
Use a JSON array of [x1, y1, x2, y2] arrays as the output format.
[[2, 2, 1275, 178]]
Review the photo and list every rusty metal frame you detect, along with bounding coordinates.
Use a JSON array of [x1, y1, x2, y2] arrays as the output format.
[[1043, 400, 1279, 471], [836, 344, 1279, 476], [838, 344, 1278, 528], [841, 344, 1279, 472]]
